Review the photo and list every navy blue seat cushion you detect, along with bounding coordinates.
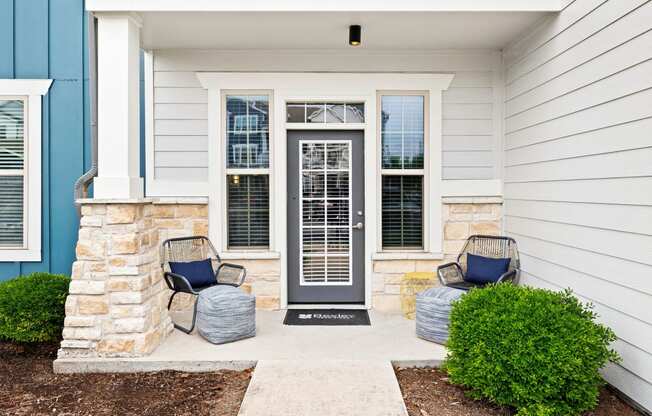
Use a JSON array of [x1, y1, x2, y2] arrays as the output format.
[[465, 253, 511, 284], [169, 259, 216, 288]]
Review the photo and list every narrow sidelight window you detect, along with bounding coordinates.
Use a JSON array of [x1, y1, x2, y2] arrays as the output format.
[[0, 99, 26, 248], [380, 94, 425, 249], [225, 94, 270, 249]]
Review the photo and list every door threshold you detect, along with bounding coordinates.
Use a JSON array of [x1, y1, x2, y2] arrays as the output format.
[[287, 304, 368, 310]]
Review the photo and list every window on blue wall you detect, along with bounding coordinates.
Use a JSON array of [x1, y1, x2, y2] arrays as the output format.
[[0, 80, 50, 262], [225, 94, 270, 249], [0, 98, 26, 249]]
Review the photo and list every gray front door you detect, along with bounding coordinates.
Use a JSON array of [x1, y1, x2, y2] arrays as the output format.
[[287, 130, 365, 304]]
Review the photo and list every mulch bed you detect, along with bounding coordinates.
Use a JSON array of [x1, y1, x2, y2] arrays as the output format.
[[0, 341, 251, 416], [395, 367, 643, 416]]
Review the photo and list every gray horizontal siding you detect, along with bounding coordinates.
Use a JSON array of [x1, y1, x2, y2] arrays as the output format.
[[503, 0, 652, 411], [151, 51, 503, 183]]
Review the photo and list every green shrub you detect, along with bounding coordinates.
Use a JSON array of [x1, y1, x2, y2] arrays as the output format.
[[444, 284, 619, 416], [0, 273, 70, 343]]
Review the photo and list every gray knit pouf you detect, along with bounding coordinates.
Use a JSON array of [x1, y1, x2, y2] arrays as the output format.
[[196, 285, 256, 344], [415, 287, 465, 344]]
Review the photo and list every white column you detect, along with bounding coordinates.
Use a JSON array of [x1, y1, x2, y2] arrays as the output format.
[[94, 13, 144, 199]]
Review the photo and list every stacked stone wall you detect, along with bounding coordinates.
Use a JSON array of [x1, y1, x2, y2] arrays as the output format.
[[61, 203, 172, 358], [371, 198, 502, 312]]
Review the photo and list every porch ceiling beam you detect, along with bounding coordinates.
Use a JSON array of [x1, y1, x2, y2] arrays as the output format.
[[86, 0, 564, 12]]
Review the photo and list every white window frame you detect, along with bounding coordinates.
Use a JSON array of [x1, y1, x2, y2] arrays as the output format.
[[0, 79, 52, 262], [378, 91, 429, 251], [222, 90, 274, 252]]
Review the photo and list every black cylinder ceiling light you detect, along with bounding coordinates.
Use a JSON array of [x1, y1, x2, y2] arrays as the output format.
[[349, 25, 361, 46]]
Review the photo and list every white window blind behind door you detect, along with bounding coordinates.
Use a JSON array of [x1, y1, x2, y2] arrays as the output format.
[[0, 99, 26, 248]]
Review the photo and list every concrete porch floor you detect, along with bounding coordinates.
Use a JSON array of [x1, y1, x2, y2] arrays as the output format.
[[54, 310, 447, 373]]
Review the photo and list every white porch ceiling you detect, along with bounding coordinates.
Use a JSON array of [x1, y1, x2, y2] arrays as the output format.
[[134, 11, 551, 50]]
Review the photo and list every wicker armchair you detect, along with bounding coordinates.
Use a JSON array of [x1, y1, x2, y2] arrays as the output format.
[[437, 235, 519, 291], [161, 236, 246, 334]]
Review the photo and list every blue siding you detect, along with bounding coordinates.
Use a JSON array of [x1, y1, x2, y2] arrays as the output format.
[[0, 0, 89, 279]]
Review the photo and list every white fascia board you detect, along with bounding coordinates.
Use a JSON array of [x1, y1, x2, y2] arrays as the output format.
[[0, 80, 53, 96], [86, 0, 563, 12]]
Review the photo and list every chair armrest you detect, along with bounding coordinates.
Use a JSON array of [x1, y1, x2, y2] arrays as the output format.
[[437, 262, 465, 286], [163, 272, 197, 294], [496, 269, 517, 284], [215, 263, 247, 287]]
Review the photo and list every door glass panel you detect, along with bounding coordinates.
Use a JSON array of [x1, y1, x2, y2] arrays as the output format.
[[301, 142, 324, 169], [326, 228, 349, 253], [326, 199, 349, 226], [326, 172, 349, 198], [299, 140, 352, 285], [326, 143, 349, 169], [302, 173, 324, 198], [302, 200, 325, 226], [326, 256, 350, 282]]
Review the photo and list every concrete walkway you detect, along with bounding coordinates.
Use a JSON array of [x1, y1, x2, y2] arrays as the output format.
[[238, 360, 408, 416]]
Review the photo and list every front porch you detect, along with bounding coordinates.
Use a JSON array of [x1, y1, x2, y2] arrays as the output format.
[[61, 0, 530, 362], [54, 310, 446, 373]]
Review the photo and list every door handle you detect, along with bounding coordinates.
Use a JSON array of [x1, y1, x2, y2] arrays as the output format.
[[352, 222, 364, 230]]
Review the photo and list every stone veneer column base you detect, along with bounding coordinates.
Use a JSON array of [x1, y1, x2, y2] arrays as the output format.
[[59, 201, 173, 358], [371, 198, 502, 313]]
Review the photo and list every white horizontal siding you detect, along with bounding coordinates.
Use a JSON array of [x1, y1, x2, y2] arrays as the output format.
[[504, 177, 652, 205], [504, 117, 652, 165], [155, 151, 208, 167], [506, 0, 647, 84], [506, 30, 652, 117], [155, 135, 208, 152], [443, 135, 493, 151], [506, 59, 652, 133], [151, 50, 503, 183], [505, 200, 652, 236], [442, 167, 494, 180], [155, 103, 206, 119], [503, 0, 608, 67], [504, 1, 652, 411], [505, 88, 652, 150], [506, 2, 652, 100], [154, 167, 208, 181], [505, 147, 652, 182]]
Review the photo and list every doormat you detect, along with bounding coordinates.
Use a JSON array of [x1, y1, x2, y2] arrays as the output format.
[[283, 309, 371, 326]]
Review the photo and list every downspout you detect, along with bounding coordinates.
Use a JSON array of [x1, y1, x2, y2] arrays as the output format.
[[73, 12, 98, 214]]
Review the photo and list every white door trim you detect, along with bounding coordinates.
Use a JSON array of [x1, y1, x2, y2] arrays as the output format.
[[197, 72, 453, 309]]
